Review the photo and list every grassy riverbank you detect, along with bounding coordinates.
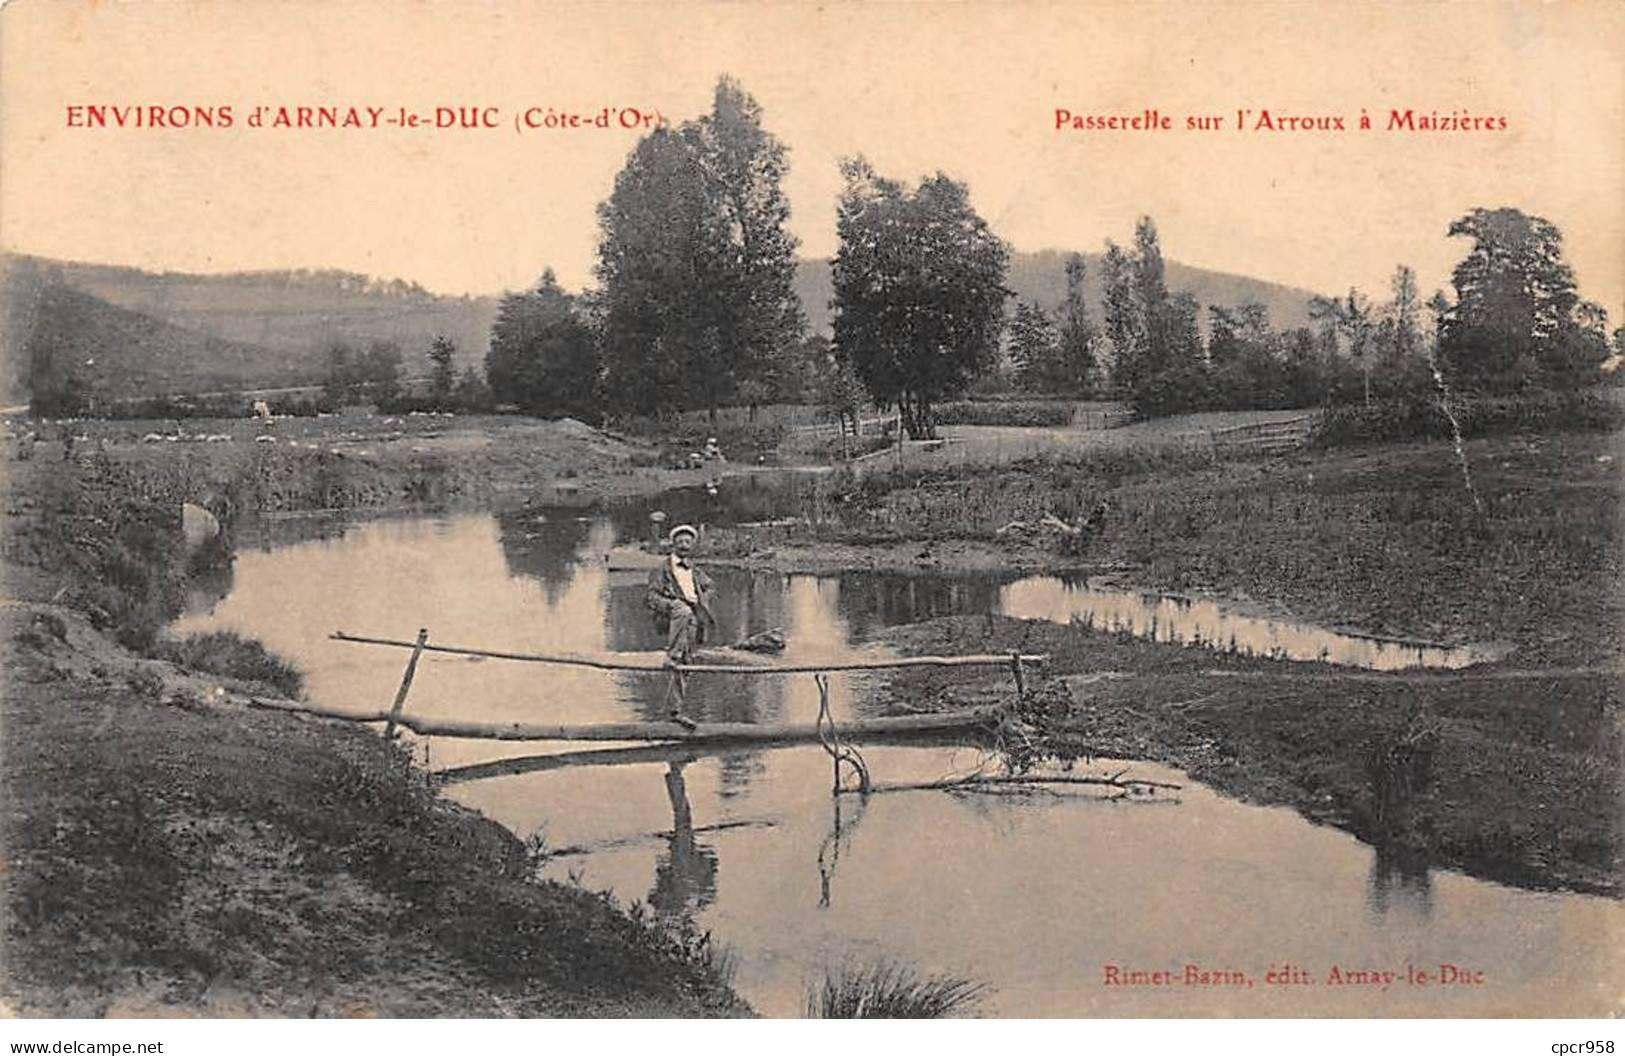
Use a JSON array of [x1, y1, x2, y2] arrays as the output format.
[[711, 429, 1622, 667], [3, 407, 1618, 1016], [717, 425, 1623, 897], [1, 604, 742, 1016], [1, 425, 746, 1017], [877, 615, 1620, 898]]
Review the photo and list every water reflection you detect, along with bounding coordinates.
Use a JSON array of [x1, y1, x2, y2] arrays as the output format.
[[494, 508, 597, 605], [1367, 846, 1435, 922], [650, 761, 719, 921], [835, 573, 1003, 640], [816, 795, 869, 909], [999, 576, 1505, 670], [173, 508, 1621, 1016], [602, 470, 832, 539]]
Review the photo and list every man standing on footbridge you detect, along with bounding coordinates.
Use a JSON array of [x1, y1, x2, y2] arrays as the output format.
[[644, 523, 715, 730]]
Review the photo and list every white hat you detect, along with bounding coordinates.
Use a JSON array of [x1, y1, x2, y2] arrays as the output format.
[[669, 523, 699, 542]]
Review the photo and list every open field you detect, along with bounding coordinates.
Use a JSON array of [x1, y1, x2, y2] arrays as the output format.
[[1, 410, 736, 520], [844, 408, 1314, 475]]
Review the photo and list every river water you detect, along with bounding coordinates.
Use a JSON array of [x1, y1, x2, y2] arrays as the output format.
[[172, 502, 1620, 1016]]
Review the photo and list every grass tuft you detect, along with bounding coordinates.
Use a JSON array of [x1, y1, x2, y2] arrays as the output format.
[[806, 958, 990, 1018]]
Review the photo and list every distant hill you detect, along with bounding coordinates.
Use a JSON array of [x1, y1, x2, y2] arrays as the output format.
[[0, 249, 1324, 408], [3, 254, 499, 375], [0, 259, 326, 404], [795, 250, 1322, 336]]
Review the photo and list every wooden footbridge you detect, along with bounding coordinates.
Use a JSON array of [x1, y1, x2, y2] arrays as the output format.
[[255, 628, 1047, 793]]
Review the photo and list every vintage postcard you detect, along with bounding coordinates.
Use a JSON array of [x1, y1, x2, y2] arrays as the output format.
[[0, 0, 1620, 1031]]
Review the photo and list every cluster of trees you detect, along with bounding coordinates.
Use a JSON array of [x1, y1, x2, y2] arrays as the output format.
[[1007, 254, 1096, 395], [484, 79, 1014, 439], [23, 74, 1616, 430], [1001, 209, 1617, 419], [1436, 207, 1615, 393], [488, 77, 807, 423], [830, 157, 1010, 437], [319, 339, 404, 406], [320, 334, 487, 413]]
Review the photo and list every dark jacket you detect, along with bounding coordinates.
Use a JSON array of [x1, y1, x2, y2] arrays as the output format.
[[644, 557, 716, 641]]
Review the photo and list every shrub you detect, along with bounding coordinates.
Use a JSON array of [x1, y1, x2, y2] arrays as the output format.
[[100, 394, 250, 421], [265, 393, 333, 417], [155, 631, 304, 698], [932, 400, 1076, 427], [1311, 389, 1624, 448]]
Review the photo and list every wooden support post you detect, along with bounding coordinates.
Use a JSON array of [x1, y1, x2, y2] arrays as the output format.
[[384, 627, 429, 740], [826, 679, 840, 794], [1011, 651, 1026, 697]]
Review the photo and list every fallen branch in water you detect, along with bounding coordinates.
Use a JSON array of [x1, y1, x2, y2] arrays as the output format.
[[838, 771, 1182, 798], [246, 694, 994, 744], [545, 818, 778, 859]]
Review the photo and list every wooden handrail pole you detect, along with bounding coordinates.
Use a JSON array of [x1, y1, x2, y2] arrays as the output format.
[[383, 627, 429, 740], [330, 630, 1046, 675]]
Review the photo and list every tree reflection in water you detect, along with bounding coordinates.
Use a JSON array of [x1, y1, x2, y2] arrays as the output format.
[[817, 793, 869, 909], [1365, 844, 1434, 921]]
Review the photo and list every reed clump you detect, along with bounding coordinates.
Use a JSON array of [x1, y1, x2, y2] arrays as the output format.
[[805, 958, 989, 1018]]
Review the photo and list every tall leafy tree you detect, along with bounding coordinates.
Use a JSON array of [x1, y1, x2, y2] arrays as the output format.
[[1208, 303, 1271, 366], [595, 77, 802, 419], [831, 156, 1010, 438], [1208, 303, 1287, 409], [427, 335, 457, 406], [1131, 289, 1207, 417], [452, 365, 491, 411], [1387, 264, 1422, 364], [1439, 207, 1595, 391], [1009, 300, 1060, 391], [693, 77, 805, 408], [486, 270, 600, 418], [1099, 241, 1138, 392], [814, 348, 871, 457], [1132, 216, 1172, 379], [359, 340, 403, 407], [23, 283, 94, 416], [1057, 252, 1098, 394], [1102, 217, 1207, 416]]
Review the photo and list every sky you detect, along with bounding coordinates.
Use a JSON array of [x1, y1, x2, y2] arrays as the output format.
[[2, 1, 1622, 317]]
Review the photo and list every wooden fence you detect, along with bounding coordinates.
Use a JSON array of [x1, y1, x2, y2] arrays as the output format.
[[1208, 414, 1315, 455]]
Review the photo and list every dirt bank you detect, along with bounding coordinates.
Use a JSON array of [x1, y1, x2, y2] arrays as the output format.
[[1, 430, 748, 1017], [702, 535, 1094, 576], [875, 614, 1621, 899], [0, 601, 743, 1017]]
